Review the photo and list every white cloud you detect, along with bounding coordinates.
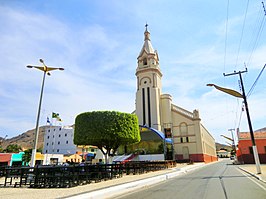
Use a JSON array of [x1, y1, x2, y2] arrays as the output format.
[[0, 1, 265, 146]]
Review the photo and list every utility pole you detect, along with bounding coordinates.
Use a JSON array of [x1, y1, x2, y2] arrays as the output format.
[[228, 129, 236, 154], [224, 69, 261, 174]]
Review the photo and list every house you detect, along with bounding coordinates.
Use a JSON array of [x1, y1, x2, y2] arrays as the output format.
[[237, 128, 266, 163]]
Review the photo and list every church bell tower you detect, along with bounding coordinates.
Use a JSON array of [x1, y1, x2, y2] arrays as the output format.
[[135, 25, 162, 131]]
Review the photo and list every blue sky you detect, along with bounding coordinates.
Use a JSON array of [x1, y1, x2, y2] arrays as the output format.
[[0, 0, 265, 145]]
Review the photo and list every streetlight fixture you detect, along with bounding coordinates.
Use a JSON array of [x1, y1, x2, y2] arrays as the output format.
[[207, 78, 261, 174], [220, 133, 235, 154], [27, 59, 64, 167]]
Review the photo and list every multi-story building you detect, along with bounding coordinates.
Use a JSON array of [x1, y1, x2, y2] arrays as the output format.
[[134, 26, 217, 162], [42, 125, 76, 155]]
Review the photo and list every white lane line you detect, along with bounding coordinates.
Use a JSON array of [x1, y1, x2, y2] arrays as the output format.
[[239, 169, 266, 191]]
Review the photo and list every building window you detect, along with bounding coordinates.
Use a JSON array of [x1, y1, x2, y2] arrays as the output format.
[[180, 123, 188, 136], [47, 136, 49, 139], [48, 130, 50, 132], [58, 141, 60, 145], [52, 142, 54, 145], [143, 58, 147, 65], [46, 143, 49, 146], [59, 128, 61, 131], [186, 137, 189, 142], [53, 135, 54, 138], [65, 133, 67, 137], [249, 147, 253, 154], [57, 149, 59, 152], [66, 140, 68, 144], [180, 137, 183, 143], [59, 134, 61, 137], [46, 150, 48, 153], [164, 128, 172, 138]]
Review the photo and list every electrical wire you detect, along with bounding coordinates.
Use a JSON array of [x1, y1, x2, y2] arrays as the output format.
[[247, 63, 266, 97], [223, 0, 230, 73], [234, 0, 250, 69], [246, 2, 266, 67]]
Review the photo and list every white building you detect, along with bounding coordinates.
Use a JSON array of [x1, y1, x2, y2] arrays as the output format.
[[42, 125, 76, 155]]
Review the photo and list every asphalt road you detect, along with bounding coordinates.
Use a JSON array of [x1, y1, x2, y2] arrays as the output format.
[[115, 160, 266, 199]]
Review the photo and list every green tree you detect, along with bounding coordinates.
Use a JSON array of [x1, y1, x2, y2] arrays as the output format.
[[74, 111, 140, 163], [5, 144, 22, 153], [0, 145, 3, 153], [22, 149, 32, 165], [22, 148, 42, 165]]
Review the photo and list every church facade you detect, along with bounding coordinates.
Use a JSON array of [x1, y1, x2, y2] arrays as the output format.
[[135, 26, 217, 163]]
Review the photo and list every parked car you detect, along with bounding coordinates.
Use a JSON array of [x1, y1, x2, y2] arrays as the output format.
[[230, 155, 235, 160]]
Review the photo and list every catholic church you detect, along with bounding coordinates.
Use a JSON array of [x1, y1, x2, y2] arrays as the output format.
[[133, 26, 217, 163]]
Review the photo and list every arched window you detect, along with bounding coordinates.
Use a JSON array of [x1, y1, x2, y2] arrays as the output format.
[[180, 123, 188, 136], [143, 58, 147, 65]]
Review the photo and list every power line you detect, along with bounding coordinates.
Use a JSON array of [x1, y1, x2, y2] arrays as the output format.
[[263, 1, 266, 15], [234, 0, 250, 69], [247, 63, 266, 97], [247, 2, 266, 67], [223, 0, 230, 73]]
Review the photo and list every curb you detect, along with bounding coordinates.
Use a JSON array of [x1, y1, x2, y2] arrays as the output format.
[[238, 167, 266, 183], [65, 163, 212, 199]]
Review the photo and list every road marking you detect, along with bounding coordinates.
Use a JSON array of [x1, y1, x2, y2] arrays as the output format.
[[239, 169, 266, 191]]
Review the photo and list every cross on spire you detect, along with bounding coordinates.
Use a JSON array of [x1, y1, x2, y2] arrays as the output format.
[[145, 23, 148, 31]]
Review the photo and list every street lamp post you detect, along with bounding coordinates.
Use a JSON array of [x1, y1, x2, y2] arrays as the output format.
[[207, 69, 261, 174], [27, 59, 64, 167], [228, 129, 236, 154]]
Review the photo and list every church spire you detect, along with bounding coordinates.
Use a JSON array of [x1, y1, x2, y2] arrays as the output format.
[[144, 23, 150, 41], [138, 24, 156, 58]]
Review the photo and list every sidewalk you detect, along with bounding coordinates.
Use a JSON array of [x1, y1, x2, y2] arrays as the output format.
[[238, 164, 266, 183], [0, 163, 205, 199]]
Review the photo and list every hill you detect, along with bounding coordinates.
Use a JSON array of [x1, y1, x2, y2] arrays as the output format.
[[1, 126, 46, 151], [215, 142, 232, 151]]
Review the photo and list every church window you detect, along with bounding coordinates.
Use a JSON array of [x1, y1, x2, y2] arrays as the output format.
[[180, 123, 188, 136], [143, 58, 147, 65], [164, 128, 172, 138]]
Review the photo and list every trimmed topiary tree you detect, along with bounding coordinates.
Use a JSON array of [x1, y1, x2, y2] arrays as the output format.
[[74, 111, 140, 163]]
